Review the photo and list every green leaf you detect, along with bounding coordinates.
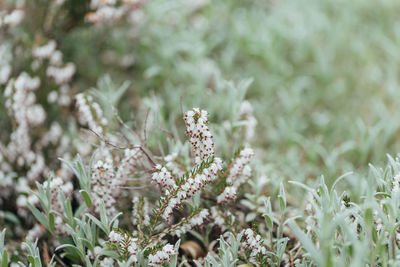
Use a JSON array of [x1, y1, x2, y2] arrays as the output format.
[[364, 208, 374, 228], [49, 212, 55, 232], [2, 250, 8, 267], [109, 212, 122, 227], [264, 214, 273, 229], [4, 211, 21, 224], [27, 202, 49, 231], [35, 183, 49, 213], [80, 238, 94, 252], [330, 172, 352, 195], [74, 203, 87, 218], [34, 257, 41, 267], [263, 198, 274, 228], [65, 199, 74, 225], [86, 214, 107, 234], [27, 255, 35, 266], [287, 220, 323, 265], [278, 182, 286, 211], [79, 190, 92, 208], [85, 256, 93, 267], [59, 156, 89, 190], [56, 244, 85, 260]]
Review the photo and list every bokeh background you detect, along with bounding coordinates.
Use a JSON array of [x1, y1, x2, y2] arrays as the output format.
[[51, 0, 400, 186], [2, 0, 400, 254]]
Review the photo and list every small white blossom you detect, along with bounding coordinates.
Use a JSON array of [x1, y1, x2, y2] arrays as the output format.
[[91, 159, 120, 216], [184, 108, 215, 165], [75, 93, 107, 134], [242, 228, 267, 259], [3, 9, 24, 27], [162, 157, 222, 221], [217, 186, 237, 204], [32, 40, 57, 60], [99, 257, 114, 267], [152, 165, 176, 189], [148, 243, 176, 265], [392, 174, 400, 193], [47, 63, 76, 85], [108, 230, 123, 243]]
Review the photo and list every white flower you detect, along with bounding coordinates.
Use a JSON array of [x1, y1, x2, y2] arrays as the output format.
[[152, 166, 176, 189], [128, 241, 138, 255], [75, 93, 107, 134], [392, 174, 400, 193], [108, 230, 123, 243], [0, 64, 11, 84], [47, 63, 76, 84], [239, 101, 257, 141], [32, 41, 57, 60], [99, 257, 114, 267], [217, 186, 237, 204], [242, 228, 267, 259], [4, 9, 24, 26], [226, 147, 254, 189], [184, 108, 215, 165], [148, 243, 176, 265]]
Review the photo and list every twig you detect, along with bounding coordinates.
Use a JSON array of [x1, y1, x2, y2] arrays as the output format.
[[88, 128, 157, 167], [111, 105, 143, 143], [143, 108, 150, 144]]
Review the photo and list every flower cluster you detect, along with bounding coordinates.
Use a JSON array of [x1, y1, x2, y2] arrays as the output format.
[[239, 101, 258, 142], [75, 93, 108, 134], [32, 40, 57, 60], [211, 206, 225, 227], [32, 40, 75, 106], [86, 0, 142, 24], [148, 244, 176, 265], [0, 33, 76, 225], [226, 148, 254, 187], [217, 186, 237, 204], [99, 257, 115, 267], [1, 94, 260, 266], [152, 165, 176, 189], [184, 108, 215, 165], [162, 157, 223, 221], [91, 160, 119, 216], [3, 73, 44, 171], [217, 147, 254, 204], [42, 177, 74, 234], [47, 63, 76, 85], [109, 230, 139, 262], [173, 209, 209, 236], [132, 196, 151, 226], [242, 228, 267, 259], [0, 7, 24, 28]]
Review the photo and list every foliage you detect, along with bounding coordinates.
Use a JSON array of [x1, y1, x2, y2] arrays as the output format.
[[1, 0, 400, 266]]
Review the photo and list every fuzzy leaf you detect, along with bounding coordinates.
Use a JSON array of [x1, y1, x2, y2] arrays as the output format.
[[27, 202, 49, 231], [79, 190, 92, 208], [1, 250, 8, 267]]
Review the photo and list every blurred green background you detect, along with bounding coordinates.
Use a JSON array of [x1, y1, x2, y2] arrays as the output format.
[[7, 0, 400, 194]]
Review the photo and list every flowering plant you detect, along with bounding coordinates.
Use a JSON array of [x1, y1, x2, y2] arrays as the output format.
[[2, 0, 400, 266]]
